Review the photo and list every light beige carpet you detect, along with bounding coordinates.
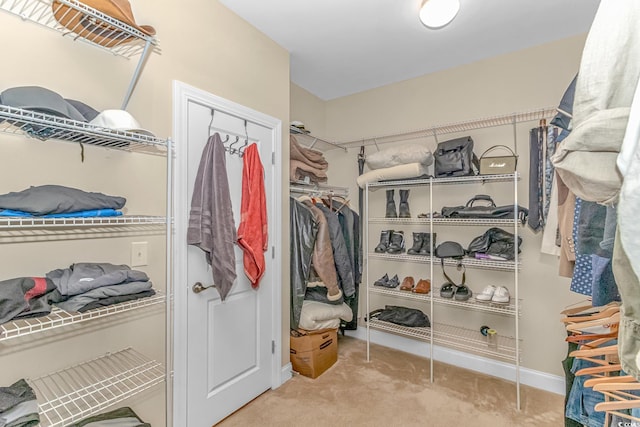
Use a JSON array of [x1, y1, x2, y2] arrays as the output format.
[[219, 335, 564, 427]]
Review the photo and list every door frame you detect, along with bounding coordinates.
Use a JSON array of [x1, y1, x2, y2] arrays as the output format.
[[171, 80, 283, 427]]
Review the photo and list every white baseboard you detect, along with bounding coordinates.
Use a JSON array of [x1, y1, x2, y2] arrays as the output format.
[[344, 327, 565, 395], [280, 363, 293, 386]]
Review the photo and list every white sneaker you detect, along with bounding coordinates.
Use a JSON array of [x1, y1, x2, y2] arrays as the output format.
[[475, 285, 496, 302], [491, 286, 510, 304]]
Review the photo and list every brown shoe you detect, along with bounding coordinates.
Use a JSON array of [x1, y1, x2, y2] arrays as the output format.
[[400, 276, 415, 291], [413, 279, 431, 294]]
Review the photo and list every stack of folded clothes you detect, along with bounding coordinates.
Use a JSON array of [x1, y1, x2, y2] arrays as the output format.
[[67, 407, 150, 427], [47, 263, 155, 313], [0, 185, 126, 218], [357, 143, 434, 188], [290, 135, 329, 184], [0, 379, 39, 427], [0, 277, 59, 325]]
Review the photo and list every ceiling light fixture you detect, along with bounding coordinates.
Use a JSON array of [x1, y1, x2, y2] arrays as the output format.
[[419, 0, 460, 29]]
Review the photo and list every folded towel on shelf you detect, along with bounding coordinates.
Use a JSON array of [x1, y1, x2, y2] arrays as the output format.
[[290, 159, 328, 184], [290, 135, 328, 170], [0, 379, 39, 427], [366, 143, 433, 170], [356, 162, 429, 188], [0, 185, 126, 215]]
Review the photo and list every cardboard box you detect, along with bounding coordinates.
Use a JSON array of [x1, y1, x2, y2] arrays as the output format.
[[290, 328, 338, 379]]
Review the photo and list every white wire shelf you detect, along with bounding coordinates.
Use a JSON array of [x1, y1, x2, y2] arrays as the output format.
[[0, 0, 158, 58], [368, 285, 519, 316], [290, 127, 347, 152], [367, 173, 518, 188], [367, 318, 520, 362], [0, 215, 166, 229], [368, 217, 521, 226], [0, 292, 164, 342], [368, 252, 519, 271], [340, 107, 556, 148], [0, 105, 167, 155], [28, 347, 164, 427]]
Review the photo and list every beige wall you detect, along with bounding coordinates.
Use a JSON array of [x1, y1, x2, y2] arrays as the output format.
[[0, 1, 289, 425], [292, 35, 588, 378], [291, 83, 327, 139]]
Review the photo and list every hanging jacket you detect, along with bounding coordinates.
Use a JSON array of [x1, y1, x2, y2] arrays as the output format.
[[301, 199, 343, 302], [290, 197, 317, 329], [315, 204, 355, 297]]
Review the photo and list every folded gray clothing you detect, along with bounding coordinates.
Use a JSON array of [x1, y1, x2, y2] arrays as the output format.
[[67, 407, 150, 427], [0, 185, 125, 215], [46, 263, 149, 297], [0, 278, 57, 325], [0, 400, 39, 427], [77, 290, 156, 313], [0, 380, 36, 414], [54, 281, 153, 312]]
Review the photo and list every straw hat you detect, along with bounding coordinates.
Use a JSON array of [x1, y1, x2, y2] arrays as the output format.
[[52, 0, 156, 47]]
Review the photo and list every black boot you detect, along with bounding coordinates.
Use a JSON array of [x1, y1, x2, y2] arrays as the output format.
[[399, 189, 411, 218], [385, 190, 397, 218], [374, 230, 393, 253], [419, 233, 437, 255], [386, 231, 405, 254], [407, 232, 425, 255]]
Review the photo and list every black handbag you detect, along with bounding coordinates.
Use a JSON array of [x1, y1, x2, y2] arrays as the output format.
[[467, 227, 522, 261], [441, 194, 529, 224], [434, 241, 466, 259], [369, 305, 430, 327], [434, 136, 479, 178]]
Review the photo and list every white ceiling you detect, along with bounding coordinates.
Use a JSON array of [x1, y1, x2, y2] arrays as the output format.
[[219, 0, 600, 100]]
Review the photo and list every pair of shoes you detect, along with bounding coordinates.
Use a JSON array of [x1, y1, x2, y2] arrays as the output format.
[[374, 273, 400, 288], [439, 283, 472, 301], [385, 189, 411, 218], [407, 232, 437, 256], [374, 230, 405, 254], [475, 285, 510, 304]]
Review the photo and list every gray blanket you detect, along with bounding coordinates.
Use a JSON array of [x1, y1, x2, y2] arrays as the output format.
[[54, 281, 153, 312]]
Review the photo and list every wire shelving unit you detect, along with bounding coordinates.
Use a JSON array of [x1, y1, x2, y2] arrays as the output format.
[[29, 348, 165, 427]]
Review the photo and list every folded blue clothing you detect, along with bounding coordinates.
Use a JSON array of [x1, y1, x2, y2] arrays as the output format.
[[0, 209, 122, 218]]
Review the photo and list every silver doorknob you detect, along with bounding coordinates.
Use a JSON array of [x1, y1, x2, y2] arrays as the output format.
[[192, 281, 215, 293]]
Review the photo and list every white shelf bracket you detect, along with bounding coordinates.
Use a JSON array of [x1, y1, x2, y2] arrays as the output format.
[[121, 37, 154, 110]]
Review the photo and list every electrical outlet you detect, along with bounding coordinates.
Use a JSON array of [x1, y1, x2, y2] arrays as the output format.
[[131, 241, 148, 267]]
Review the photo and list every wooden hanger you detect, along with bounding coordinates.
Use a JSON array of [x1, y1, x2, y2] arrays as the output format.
[[561, 298, 594, 316], [570, 344, 618, 359], [585, 375, 637, 388], [566, 311, 620, 333], [562, 304, 620, 325]]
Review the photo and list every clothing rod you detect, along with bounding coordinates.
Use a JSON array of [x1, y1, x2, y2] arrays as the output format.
[[289, 184, 349, 198]]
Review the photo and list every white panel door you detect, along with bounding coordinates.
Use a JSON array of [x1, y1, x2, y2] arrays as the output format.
[[175, 90, 279, 426]]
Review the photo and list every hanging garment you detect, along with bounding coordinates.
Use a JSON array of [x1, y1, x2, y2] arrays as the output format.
[[528, 127, 544, 232], [315, 203, 355, 298], [290, 197, 318, 330], [301, 199, 342, 302], [551, 0, 640, 204], [187, 133, 237, 301], [237, 143, 268, 289], [557, 172, 577, 278]]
